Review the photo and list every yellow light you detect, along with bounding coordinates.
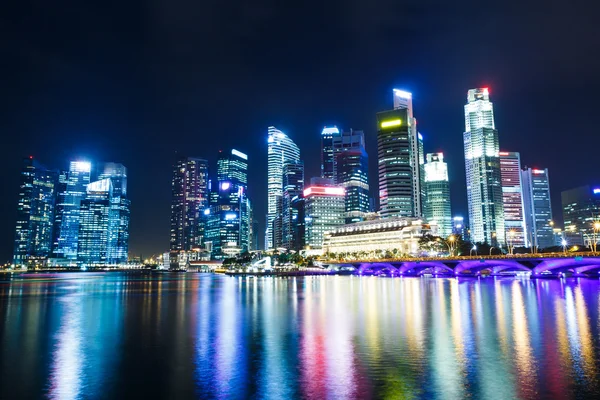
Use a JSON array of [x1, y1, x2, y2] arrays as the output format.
[[594, 222, 600, 230], [380, 119, 402, 128], [448, 236, 455, 242]]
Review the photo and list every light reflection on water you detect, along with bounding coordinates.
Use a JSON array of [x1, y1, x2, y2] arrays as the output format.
[[1, 274, 600, 399]]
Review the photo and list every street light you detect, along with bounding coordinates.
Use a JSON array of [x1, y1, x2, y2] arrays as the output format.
[[446, 235, 457, 256], [508, 230, 515, 255], [561, 239, 567, 254], [470, 245, 477, 256], [489, 246, 495, 256]]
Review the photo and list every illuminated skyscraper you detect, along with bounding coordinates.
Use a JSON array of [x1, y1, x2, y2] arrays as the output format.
[[52, 161, 92, 263], [98, 162, 130, 263], [267, 126, 300, 249], [423, 153, 452, 237], [499, 152, 527, 248], [77, 178, 113, 266], [320, 126, 340, 180], [170, 157, 209, 252], [463, 88, 505, 246], [393, 89, 423, 217], [13, 157, 57, 267], [282, 162, 304, 250], [336, 147, 370, 223], [561, 185, 600, 246], [522, 167, 553, 249], [304, 185, 345, 251]]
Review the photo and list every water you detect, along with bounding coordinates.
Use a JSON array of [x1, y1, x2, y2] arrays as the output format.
[[1, 273, 599, 399]]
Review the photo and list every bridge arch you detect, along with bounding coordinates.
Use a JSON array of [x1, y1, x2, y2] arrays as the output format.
[[533, 258, 600, 275], [398, 261, 454, 275], [454, 260, 530, 275], [357, 263, 399, 275]]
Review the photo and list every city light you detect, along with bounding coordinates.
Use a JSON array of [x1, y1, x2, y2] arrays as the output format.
[[321, 126, 340, 135], [393, 89, 412, 99], [221, 182, 231, 190], [303, 186, 345, 197], [231, 149, 248, 160], [380, 119, 402, 128]]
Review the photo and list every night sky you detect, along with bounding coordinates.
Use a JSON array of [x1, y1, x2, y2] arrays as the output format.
[[1, 1, 599, 260]]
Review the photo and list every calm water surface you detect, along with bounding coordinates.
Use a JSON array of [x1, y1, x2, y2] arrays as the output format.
[[1, 273, 600, 399]]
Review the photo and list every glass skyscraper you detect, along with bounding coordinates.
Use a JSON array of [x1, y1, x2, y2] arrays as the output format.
[[423, 153, 452, 238], [463, 88, 505, 246], [320, 126, 339, 180], [282, 162, 304, 250], [304, 185, 345, 251], [267, 126, 300, 250], [170, 157, 209, 252], [98, 162, 130, 263], [336, 147, 370, 223], [77, 178, 113, 266], [499, 152, 527, 248], [52, 161, 92, 263], [522, 167, 553, 249], [13, 157, 57, 267]]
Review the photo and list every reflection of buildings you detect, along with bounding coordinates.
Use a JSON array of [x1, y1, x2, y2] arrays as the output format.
[[323, 217, 437, 255], [561, 185, 600, 246], [521, 167, 554, 249], [463, 88, 504, 246], [13, 157, 57, 267], [499, 152, 527, 247]]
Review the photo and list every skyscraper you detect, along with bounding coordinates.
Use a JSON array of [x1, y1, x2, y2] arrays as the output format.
[[304, 184, 345, 252], [170, 157, 209, 252], [332, 129, 365, 182], [423, 153, 452, 238], [463, 88, 505, 246], [499, 152, 527, 248], [393, 89, 423, 217], [282, 162, 304, 249], [13, 157, 57, 267], [561, 185, 600, 246], [98, 162, 130, 263], [522, 167, 553, 249], [52, 161, 92, 263], [336, 148, 370, 223], [376, 108, 415, 218], [77, 178, 113, 266], [267, 126, 300, 249], [320, 126, 340, 180]]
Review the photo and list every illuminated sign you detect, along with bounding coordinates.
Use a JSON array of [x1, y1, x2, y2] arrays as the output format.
[[532, 169, 545, 175], [593, 188, 600, 195], [225, 213, 237, 220], [71, 161, 91, 173], [380, 119, 402, 128], [303, 186, 345, 197], [393, 89, 412, 99], [231, 149, 248, 160], [498, 152, 509, 156], [321, 126, 340, 135]]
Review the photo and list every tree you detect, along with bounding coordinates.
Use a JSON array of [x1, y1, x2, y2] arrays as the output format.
[[418, 234, 445, 254]]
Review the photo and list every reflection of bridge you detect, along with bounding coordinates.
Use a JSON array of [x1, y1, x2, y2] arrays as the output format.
[[328, 253, 600, 277]]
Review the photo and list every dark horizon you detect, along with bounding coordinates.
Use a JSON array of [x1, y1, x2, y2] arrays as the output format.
[[2, 1, 599, 261]]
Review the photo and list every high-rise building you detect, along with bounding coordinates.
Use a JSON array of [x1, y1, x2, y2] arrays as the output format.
[[320, 126, 340, 180], [52, 161, 92, 263], [13, 157, 57, 267], [267, 126, 300, 249], [423, 153, 452, 238], [376, 108, 415, 218], [304, 184, 345, 252], [77, 178, 113, 266], [282, 162, 304, 249], [522, 167, 554, 249], [205, 149, 250, 258], [393, 89, 422, 217], [98, 162, 130, 263], [499, 152, 527, 248], [170, 157, 209, 252], [336, 148, 370, 223], [561, 185, 600, 247], [452, 216, 466, 239], [463, 88, 505, 246], [332, 129, 365, 181]]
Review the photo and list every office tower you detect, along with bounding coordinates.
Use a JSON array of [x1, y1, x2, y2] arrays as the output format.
[[282, 162, 304, 249], [170, 157, 209, 251], [267, 126, 300, 249], [521, 167, 554, 249], [376, 107, 415, 218], [206, 149, 250, 258], [452, 216, 466, 238], [13, 157, 57, 267], [332, 129, 366, 182], [393, 89, 423, 217], [291, 196, 306, 251], [423, 153, 452, 238], [52, 161, 92, 262], [499, 152, 527, 248], [77, 179, 113, 266], [304, 184, 345, 251], [561, 185, 600, 246], [321, 126, 340, 180], [463, 88, 505, 246], [336, 148, 370, 223], [97, 162, 130, 263]]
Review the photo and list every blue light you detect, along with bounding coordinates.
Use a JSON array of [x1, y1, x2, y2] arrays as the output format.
[[203, 209, 210, 215], [225, 213, 237, 220], [221, 182, 231, 191]]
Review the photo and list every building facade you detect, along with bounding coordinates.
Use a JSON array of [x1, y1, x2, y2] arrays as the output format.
[[323, 217, 438, 256], [561, 185, 600, 247], [336, 147, 370, 224], [521, 167, 554, 249], [169, 157, 209, 252], [281, 162, 304, 250], [304, 185, 345, 252], [267, 126, 300, 249], [77, 179, 113, 266], [13, 157, 57, 267], [499, 152, 527, 248], [463, 88, 505, 246], [423, 153, 452, 238], [320, 126, 339, 180]]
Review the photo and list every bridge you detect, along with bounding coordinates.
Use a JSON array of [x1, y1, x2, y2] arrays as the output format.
[[326, 252, 600, 278]]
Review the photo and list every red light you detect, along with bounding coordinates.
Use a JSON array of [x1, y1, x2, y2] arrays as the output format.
[[483, 87, 490, 95], [29, 155, 33, 159], [499, 152, 509, 156]]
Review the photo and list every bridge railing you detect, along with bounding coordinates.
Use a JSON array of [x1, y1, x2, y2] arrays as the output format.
[[322, 251, 599, 264]]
